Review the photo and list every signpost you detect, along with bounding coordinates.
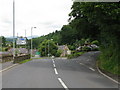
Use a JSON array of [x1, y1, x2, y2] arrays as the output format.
[[16, 37, 27, 45]]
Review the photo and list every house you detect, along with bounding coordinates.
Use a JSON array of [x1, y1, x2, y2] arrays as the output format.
[[58, 45, 71, 57]]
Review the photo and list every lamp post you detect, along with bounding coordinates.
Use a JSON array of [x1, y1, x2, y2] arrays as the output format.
[[13, 0, 15, 63], [31, 27, 36, 58]]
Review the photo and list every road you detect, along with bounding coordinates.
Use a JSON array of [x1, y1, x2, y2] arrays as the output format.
[[2, 51, 119, 90]]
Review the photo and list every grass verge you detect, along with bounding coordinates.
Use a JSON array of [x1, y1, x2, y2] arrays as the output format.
[[19, 59, 32, 64]]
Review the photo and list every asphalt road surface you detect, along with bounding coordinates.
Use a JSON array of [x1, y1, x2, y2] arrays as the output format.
[[2, 51, 119, 90]]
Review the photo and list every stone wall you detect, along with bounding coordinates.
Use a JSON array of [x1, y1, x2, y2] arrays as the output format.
[[1, 54, 30, 63]]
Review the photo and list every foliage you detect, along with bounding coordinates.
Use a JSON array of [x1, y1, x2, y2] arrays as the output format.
[[67, 52, 84, 59], [60, 25, 76, 44], [68, 45, 76, 50], [91, 40, 99, 45], [0, 36, 6, 47], [38, 40, 58, 57], [19, 59, 32, 64], [55, 50, 62, 57], [82, 46, 91, 51], [68, 2, 120, 75], [26, 2, 119, 74]]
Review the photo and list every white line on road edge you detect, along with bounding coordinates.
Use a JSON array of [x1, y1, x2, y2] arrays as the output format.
[[58, 78, 69, 90], [0, 64, 18, 73], [97, 67, 120, 85], [89, 67, 95, 71], [54, 68, 58, 74]]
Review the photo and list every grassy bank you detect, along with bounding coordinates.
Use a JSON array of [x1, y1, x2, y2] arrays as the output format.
[[19, 59, 32, 64], [98, 46, 120, 75]]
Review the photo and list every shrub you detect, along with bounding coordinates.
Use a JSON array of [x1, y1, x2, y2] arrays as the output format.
[[67, 52, 84, 59], [91, 40, 99, 45], [55, 50, 62, 57], [92, 48, 99, 51], [82, 46, 91, 51]]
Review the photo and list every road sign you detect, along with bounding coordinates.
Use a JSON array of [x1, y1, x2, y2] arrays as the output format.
[[16, 37, 27, 45], [36, 52, 40, 55]]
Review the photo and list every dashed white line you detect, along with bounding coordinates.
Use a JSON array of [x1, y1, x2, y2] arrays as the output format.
[[58, 78, 69, 90], [89, 67, 95, 71], [80, 63, 84, 65], [53, 63, 56, 68], [52, 60, 55, 64], [54, 68, 58, 74]]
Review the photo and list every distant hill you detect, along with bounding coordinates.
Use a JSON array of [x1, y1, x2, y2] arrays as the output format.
[[5, 35, 39, 40]]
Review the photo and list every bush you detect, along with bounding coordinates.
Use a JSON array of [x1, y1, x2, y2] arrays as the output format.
[[92, 48, 99, 51], [67, 52, 84, 59], [91, 40, 99, 45], [67, 54, 74, 59], [82, 46, 91, 51], [55, 50, 62, 57]]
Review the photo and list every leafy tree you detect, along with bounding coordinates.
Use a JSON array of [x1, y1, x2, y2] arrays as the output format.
[[38, 40, 58, 57], [0, 36, 6, 47], [68, 2, 120, 74], [60, 25, 76, 44]]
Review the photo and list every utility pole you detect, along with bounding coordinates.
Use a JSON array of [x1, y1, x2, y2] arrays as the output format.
[[13, 0, 15, 63]]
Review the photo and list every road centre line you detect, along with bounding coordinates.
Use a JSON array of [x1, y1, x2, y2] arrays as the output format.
[[89, 67, 95, 71], [79, 63, 84, 65], [53, 63, 56, 68], [58, 78, 69, 90], [80, 63, 95, 71], [54, 68, 58, 74], [52, 59, 55, 64]]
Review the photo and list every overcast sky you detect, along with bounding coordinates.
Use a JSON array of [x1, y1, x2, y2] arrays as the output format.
[[0, 0, 73, 37]]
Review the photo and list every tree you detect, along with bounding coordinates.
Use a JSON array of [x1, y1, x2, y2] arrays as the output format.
[[60, 25, 76, 44], [68, 2, 120, 74], [38, 40, 58, 57], [0, 36, 6, 47]]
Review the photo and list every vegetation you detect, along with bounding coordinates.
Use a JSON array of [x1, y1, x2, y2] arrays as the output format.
[[67, 51, 84, 59], [38, 39, 58, 57], [68, 2, 119, 75], [1, 2, 119, 75], [19, 59, 32, 64], [31, 2, 119, 75]]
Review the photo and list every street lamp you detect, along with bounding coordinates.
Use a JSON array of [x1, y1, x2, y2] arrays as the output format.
[[13, 0, 15, 63], [31, 27, 36, 58]]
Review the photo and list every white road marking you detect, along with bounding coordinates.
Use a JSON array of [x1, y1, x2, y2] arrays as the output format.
[[54, 68, 58, 74], [53, 63, 56, 67], [0, 64, 18, 73], [52, 60, 55, 64], [89, 67, 95, 71], [58, 78, 69, 90], [97, 67, 120, 84], [80, 63, 84, 65]]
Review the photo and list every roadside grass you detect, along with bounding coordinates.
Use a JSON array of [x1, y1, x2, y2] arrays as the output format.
[[98, 46, 120, 75], [19, 59, 32, 64], [67, 51, 85, 59], [98, 59, 120, 75]]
